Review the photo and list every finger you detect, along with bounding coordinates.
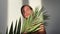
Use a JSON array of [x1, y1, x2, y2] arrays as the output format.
[[39, 23, 45, 30], [40, 25, 44, 27], [40, 23, 44, 25]]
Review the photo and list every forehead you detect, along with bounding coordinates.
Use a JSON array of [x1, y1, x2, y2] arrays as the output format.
[[23, 6, 30, 9]]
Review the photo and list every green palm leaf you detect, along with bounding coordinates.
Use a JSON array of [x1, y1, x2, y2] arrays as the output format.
[[14, 20, 17, 34], [9, 22, 13, 34], [16, 18, 21, 34], [22, 6, 47, 33], [6, 6, 48, 34]]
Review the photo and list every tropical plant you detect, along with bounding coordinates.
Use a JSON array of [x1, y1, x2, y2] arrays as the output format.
[[21, 6, 49, 34], [6, 6, 49, 34]]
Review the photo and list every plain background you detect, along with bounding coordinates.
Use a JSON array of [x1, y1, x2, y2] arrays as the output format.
[[42, 0, 60, 34], [0, 0, 7, 34], [0, 0, 60, 34]]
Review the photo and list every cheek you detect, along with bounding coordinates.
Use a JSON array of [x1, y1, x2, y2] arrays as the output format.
[[27, 10, 32, 15], [24, 13, 29, 16], [25, 11, 31, 15]]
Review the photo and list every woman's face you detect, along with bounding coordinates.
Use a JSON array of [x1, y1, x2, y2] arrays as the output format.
[[23, 6, 32, 18]]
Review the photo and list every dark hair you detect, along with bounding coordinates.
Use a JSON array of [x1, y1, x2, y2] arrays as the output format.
[[21, 5, 33, 17]]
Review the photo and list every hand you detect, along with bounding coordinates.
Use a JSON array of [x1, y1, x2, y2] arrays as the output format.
[[39, 23, 45, 32], [38, 23, 46, 34]]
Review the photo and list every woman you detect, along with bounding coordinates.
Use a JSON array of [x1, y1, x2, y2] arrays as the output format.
[[21, 5, 46, 34]]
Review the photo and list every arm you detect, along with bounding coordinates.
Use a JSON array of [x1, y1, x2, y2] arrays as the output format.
[[38, 23, 46, 34]]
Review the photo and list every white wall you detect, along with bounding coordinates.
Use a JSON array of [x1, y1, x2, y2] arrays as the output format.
[[8, 0, 22, 32], [29, 0, 42, 10]]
